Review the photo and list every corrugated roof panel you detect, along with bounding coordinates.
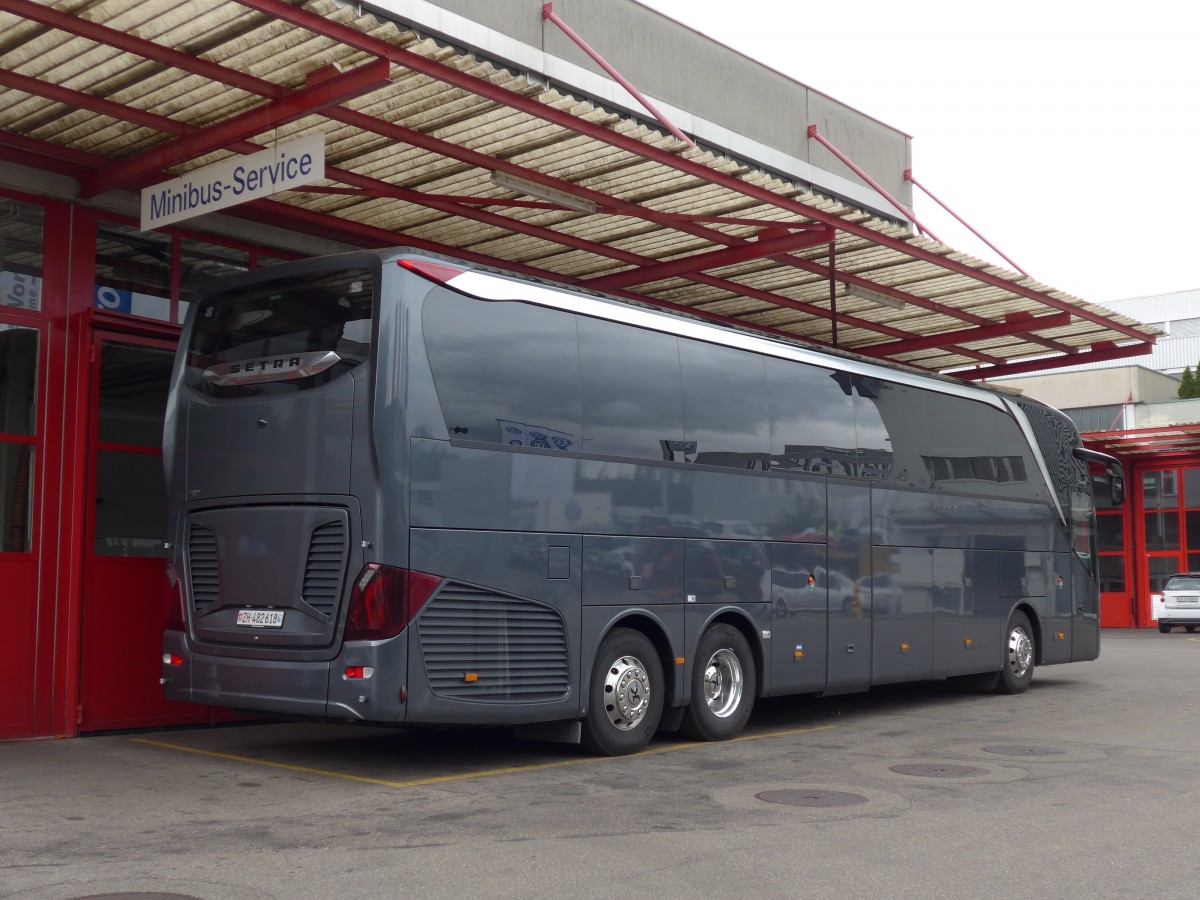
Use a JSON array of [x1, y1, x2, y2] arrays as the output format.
[[0, 0, 1161, 378]]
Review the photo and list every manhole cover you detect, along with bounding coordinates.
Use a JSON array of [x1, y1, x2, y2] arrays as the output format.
[[890, 763, 988, 777], [756, 789, 868, 808], [982, 745, 1066, 757]]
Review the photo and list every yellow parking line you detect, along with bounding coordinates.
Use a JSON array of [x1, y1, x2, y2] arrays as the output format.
[[131, 723, 837, 789]]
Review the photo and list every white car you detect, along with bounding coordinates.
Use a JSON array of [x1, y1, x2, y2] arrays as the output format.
[[1157, 573, 1200, 633]]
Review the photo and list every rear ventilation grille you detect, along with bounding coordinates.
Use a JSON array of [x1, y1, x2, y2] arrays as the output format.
[[302, 520, 347, 615], [187, 524, 220, 612], [418, 583, 570, 702]]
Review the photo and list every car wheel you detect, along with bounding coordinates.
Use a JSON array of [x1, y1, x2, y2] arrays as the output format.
[[1187, 625, 1197, 633], [681, 624, 756, 741], [1159, 622, 1173, 634], [581, 628, 664, 756], [996, 609, 1035, 695]]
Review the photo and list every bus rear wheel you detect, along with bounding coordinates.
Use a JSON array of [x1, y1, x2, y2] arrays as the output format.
[[682, 624, 756, 741], [996, 610, 1035, 694], [581, 628, 664, 756]]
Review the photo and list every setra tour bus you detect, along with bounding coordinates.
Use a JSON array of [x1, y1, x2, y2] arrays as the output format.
[[161, 248, 1125, 755]]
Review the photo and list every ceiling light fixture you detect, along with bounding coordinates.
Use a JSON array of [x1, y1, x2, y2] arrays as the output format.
[[845, 284, 906, 310], [490, 171, 598, 214]]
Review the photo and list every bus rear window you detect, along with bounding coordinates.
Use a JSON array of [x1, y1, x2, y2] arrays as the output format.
[[186, 269, 373, 397]]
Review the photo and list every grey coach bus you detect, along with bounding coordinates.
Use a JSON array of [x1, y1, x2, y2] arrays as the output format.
[[161, 248, 1124, 755]]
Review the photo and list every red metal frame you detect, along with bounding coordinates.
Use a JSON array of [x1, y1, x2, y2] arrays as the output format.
[[905, 169, 1029, 277], [78, 57, 392, 198], [0, 0, 1155, 376], [806, 126, 936, 240], [541, 2, 695, 149]]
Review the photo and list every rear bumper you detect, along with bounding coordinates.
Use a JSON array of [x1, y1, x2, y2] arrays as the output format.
[[1159, 611, 1200, 625], [160, 630, 409, 722]]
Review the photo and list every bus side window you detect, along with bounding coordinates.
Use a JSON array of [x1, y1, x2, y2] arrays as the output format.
[[423, 290, 582, 447], [679, 338, 769, 470], [852, 377, 927, 487], [923, 394, 1043, 502], [766, 358, 855, 475], [579, 318, 683, 460]]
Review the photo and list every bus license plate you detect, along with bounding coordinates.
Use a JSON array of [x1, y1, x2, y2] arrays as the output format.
[[236, 609, 285, 628]]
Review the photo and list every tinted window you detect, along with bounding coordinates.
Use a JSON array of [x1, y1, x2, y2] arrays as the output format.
[[923, 393, 1044, 501], [425, 290, 582, 448], [0, 325, 37, 436], [579, 318, 682, 460], [187, 268, 373, 398], [854, 376, 928, 487], [1166, 575, 1200, 591], [766, 357, 855, 474], [680, 339, 769, 469]]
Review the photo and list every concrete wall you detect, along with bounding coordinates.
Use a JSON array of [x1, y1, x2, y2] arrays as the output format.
[[993, 366, 1181, 410], [366, 0, 914, 216]]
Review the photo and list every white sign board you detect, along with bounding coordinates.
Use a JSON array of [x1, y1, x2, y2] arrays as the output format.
[[140, 134, 325, 230]]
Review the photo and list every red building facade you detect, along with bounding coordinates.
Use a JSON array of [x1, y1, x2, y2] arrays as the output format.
[[1, 187, 295, 740]]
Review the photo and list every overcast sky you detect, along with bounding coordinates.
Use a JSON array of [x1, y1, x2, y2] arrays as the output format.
[[638, 0, 1199, 307]]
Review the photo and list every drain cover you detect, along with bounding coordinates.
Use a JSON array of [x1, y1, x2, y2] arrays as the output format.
[[982, 745, 1066, 756], [891, 763, 988, 777], [756, 789, 868, 807]]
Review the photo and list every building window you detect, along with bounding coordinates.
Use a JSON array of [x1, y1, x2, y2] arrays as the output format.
[[0, 198, 44, 313]]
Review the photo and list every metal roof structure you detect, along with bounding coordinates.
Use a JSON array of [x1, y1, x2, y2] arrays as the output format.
[[0, 0, 1160, 379], [1085, 424, 1200, 458]]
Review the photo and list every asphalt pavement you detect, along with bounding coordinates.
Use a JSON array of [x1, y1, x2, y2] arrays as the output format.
[[2, 629, 1198, 899]]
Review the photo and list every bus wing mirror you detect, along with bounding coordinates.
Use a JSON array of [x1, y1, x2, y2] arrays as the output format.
[[1072, 447, 1125, 507], [1109, 469, 1125, 506]]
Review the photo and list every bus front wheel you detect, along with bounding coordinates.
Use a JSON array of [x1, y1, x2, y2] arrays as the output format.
[[581, 628, 664, 756], [682, 624, 756, 741], [996, 610, 1035, 695]]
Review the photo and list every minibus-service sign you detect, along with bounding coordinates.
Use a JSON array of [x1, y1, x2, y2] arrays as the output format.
[[140, 134, 325, 230]]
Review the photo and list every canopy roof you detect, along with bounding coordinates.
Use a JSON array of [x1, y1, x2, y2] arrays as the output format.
[[1085, 425, 1200, 458], [0, 0, 1159, 378]]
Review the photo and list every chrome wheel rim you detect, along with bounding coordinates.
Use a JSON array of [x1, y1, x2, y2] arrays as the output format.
[[701, 648, 744, 718], [1006, 625, 1034, 679], [602, 654, 652, 731]]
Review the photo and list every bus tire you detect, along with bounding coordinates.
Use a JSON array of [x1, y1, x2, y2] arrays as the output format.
[[996, 610, 1035, 695], [682, 624, 756, 741], [581, 628, 664, 756]]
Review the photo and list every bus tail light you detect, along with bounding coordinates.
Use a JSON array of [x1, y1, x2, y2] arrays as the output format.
[[345, 565, 442, 642], [164, 563, 187, 632], [397, 259, 466, 285]]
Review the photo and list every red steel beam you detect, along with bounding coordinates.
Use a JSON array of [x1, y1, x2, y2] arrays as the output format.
[[807, 125, 937, 240], [229, 0, 1153, 357], [1084, 424, 1200, 446], [586, 227, 834, 291], [0, 130, 100, 173], [1, 0, 1115, 366], [242, 198, 844, 349], [955, 340, 1153, 381], [855, 311, 1072, 359], [0, 40, 961, 357], [541, 2, 695, 149], [2, 72, 908, 353], [905, 169, 1029, 277], [79, 57, 392, 198], [230, 0, 1151, 345], [0, 69, 193, 137], [1, 0, 286, 100]]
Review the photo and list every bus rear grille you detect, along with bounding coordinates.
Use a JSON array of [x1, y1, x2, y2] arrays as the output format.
[[301, 520, 347, 616], [187, 524, 220, 612], [418, 584, 570, 702]]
